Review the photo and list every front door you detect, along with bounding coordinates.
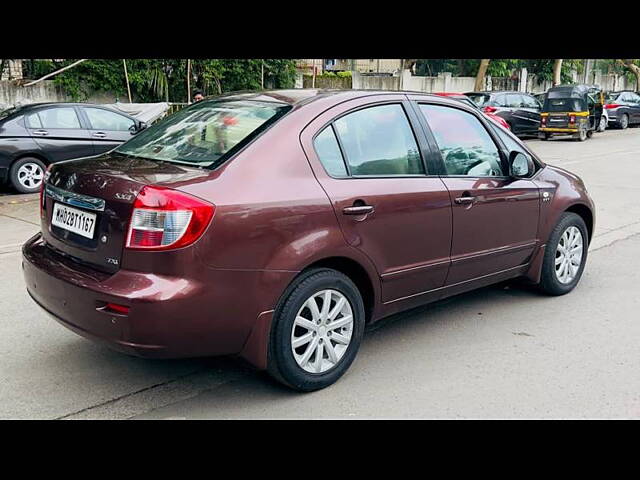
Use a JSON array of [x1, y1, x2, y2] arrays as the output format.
[[81, 106, 138, 155], [416, 102, 540, 285], [300, 96, 453, 304], [25, 106, 94, 162]]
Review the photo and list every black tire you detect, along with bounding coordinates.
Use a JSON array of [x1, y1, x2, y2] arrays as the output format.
[[538, 212, 589, 296], [267, 268, 365, 392], [598, 115, 607, 132], [587, 129, 594, 139], [619, 113, 629, 130], [574, 128, 587, 141], [9, 157, 46, 194], [539, 132, 550, 141]]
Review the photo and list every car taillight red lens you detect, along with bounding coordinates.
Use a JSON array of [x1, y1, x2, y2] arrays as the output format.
[[40, 164, 53, 219], [126, 186, 215, 250], [569, 115, 576, 124], [541, 117, 547, 126], [605, 103, 621, 109], [483, 106, 497, 113]]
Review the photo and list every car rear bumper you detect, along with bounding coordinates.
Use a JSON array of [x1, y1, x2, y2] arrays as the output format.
[[539, 127, 578, 133], [22, 233, 296, 366]]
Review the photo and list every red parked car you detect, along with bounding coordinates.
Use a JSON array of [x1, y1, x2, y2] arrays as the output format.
[[23, 90, 595, 391], [433, 92, 511, 131]]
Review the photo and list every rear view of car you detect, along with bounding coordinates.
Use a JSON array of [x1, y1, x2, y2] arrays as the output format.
[[23, 98, 293, 360]]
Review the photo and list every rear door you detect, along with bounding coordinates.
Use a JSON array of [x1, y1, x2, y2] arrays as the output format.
[[520, 94, 542, 134], [626, 93, 640, 123], [80, 106, 138, 155], [25, 106, 94, 162], [504, 93, 532, 134], [300, 95, 453, 304], [415, 101, 540, 285]]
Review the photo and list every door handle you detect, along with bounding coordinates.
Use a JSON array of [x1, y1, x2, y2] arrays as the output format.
[[33, 130, 49, 136], [93, 132, 107, 138], [342, 205, 374, 215], [454, 196, 475, 205]]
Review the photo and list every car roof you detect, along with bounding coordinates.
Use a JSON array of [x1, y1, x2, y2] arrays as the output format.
[[198, 89, 478, 107]]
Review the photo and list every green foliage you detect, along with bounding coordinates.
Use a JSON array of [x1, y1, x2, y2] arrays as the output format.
[[25, 59, 297, 102]]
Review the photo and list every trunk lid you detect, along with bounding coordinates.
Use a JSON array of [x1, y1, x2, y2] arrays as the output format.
[[41, 152, 211, 274]]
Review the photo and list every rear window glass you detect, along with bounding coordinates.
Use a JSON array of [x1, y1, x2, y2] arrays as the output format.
[[116, 100, 291, 167], [466, 94, 490, 107], [543, 98, 584, 112]]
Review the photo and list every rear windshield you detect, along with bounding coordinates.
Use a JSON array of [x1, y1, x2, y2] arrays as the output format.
[[0, 106, 20, 120], [454, 97, 479, 110], [116, 99, 291, 168], [605, 92, 621, 103], [543, 98, 585, 112], [465, 93, 490, 107]]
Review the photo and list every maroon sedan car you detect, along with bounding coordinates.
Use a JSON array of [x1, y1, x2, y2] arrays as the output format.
[[23, 90, 595, 391]]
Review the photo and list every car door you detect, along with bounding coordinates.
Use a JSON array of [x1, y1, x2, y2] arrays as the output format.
[[80, 106, 138, 155], [627, 93, 640, 123], [504, 93, 533, 135], [24, 106, 94, 162], [416, 102, 540, 285], [520, 94, 542, 134], [300, 95, 453, 304]]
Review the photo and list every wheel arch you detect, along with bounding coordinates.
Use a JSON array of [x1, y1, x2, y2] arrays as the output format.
[[300, 256, 376, 324], [565, 203, 593, 245]]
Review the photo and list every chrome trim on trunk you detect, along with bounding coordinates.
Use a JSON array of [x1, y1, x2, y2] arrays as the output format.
[[45, 184, 106, 212]]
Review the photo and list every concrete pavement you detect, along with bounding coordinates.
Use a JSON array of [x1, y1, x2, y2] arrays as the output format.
[[0, 128, 638, 419]]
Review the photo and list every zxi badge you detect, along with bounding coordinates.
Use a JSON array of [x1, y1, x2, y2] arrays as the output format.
[[115, 193, 133, 201]]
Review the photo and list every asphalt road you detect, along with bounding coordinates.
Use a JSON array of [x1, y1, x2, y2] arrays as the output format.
[[1, 128, 639, 419]]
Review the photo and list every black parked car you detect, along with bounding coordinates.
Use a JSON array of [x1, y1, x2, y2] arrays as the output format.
[[464, 91, 542, 137], [0, 103, 146, 193], [604, 90, 640, 129]]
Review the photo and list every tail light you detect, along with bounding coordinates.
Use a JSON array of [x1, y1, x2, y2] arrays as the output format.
[[605, 103, 621, 109], [483, 106, 498, 113], [39, 164, 53, 219], [569, 115, 576, 125], [541, 116, 547, 126], [126, 186, 215, 250]]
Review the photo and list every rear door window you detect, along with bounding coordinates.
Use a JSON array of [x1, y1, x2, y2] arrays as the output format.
[[37, 107, 82, 129], [333, 104, 424, 176], [506, 94, 525, 108], [492, 94, 508, 107], [314, 126, 348, 177], [420, 104, 503, 177], [26, 113, 43, 129]]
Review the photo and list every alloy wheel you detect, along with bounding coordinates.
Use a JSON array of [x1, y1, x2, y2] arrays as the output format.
[[555, 226, 583, 284], [291, 289, 354, 374], [17, 163, 44, 190], [620, 114, 629, 129]]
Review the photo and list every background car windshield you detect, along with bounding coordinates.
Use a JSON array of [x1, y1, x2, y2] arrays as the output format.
[[116, 100, 290, 167]]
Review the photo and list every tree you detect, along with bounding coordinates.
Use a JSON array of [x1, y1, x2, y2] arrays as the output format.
[[617, 59, 640, 91], [474, 59, 490, 91], [552, 59, 563, 86]]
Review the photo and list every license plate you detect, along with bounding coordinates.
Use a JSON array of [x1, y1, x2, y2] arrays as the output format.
[[51, 203, 97, 239]]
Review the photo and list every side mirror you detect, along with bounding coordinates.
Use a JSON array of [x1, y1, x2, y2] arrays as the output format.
[[509, 151, 534, 178], [130, 121, 147, 134]]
